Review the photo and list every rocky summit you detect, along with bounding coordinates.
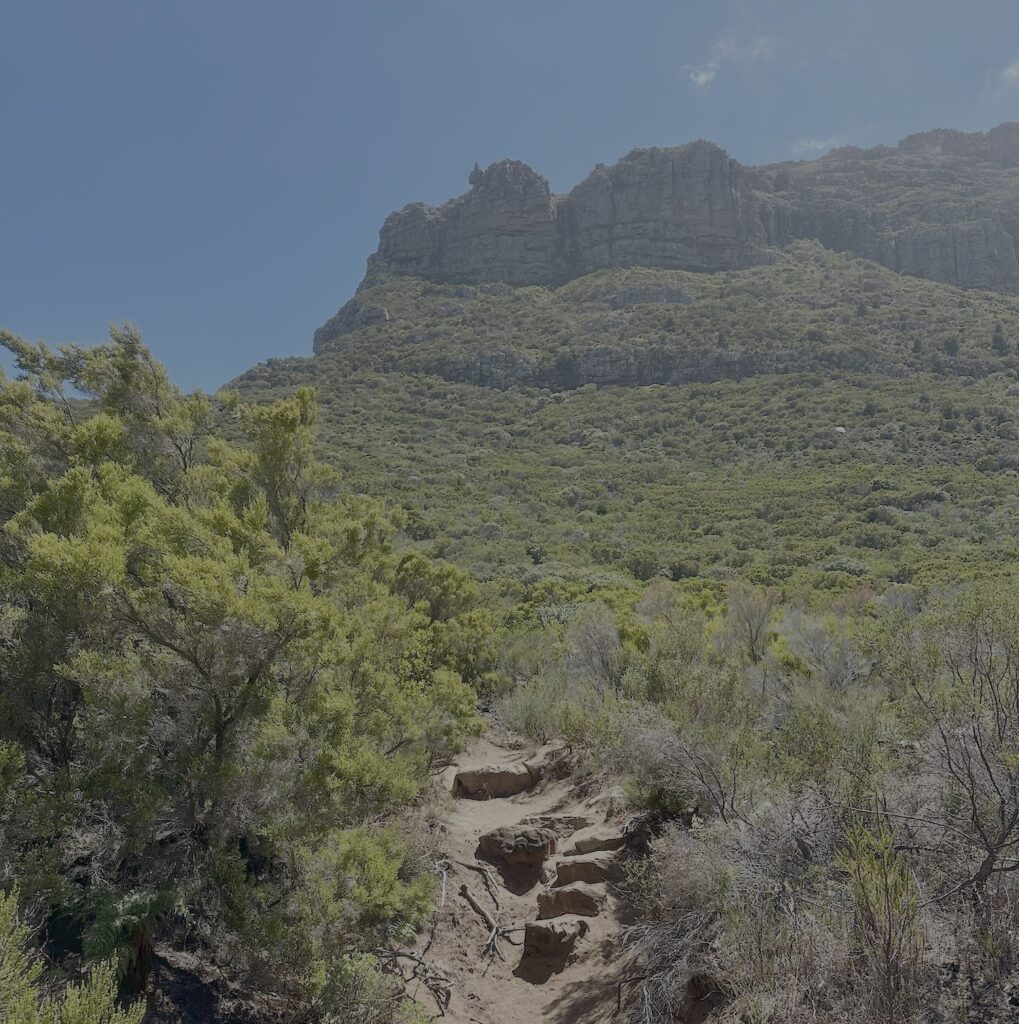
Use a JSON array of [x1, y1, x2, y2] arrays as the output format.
[[338, 124, 1019, 322]]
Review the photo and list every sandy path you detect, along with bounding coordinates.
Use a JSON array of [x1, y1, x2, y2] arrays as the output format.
[[406, 728, 637, 1024]]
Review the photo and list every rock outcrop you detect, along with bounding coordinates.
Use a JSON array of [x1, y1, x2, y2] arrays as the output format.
[[554, 851, 623, 886], [452, 762, 535, 800], [347, 122, 1019, 301], [536, 882, 607, 919], [364, 140, 771, 289], [521, 916, 589, 958], [478, 825, 558, 866]]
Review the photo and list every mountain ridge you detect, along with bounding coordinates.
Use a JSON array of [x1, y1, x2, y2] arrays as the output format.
[[315, 123, 1019, 354]]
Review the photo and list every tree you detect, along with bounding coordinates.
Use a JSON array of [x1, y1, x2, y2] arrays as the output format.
[[0, 327, 484, 1012], [992, 321, 1009, 355]]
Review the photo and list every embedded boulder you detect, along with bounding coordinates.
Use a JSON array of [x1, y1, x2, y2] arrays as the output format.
[[564, 829, 628, 856], [452, 762, 534, 800], [478, 825, 557, 866], [554, 851, 623, 886], [519, 814, 593, 838], [537, 882, 607, 919], [522, 916, 589, 959]]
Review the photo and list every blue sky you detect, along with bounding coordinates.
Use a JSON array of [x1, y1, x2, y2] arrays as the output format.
[[2, 0, 1017, 390]]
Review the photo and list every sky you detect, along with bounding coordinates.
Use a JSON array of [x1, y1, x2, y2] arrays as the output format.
[[2, 0, 1018, 391]]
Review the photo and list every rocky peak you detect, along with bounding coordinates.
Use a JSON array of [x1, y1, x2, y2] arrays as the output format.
[[897, 123, 1019, 166], [467, 158, 552, 202], [337, 122, 1018, 338]]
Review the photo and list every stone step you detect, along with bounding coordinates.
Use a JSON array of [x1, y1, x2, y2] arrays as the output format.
[[478, 825, 557, 866], [452, 743, 567, 800], [518, 814, 592, 838], [521, 915, 590, 959], [563, 828, 628, 856], [554, 851, 623, 886], [537, 882, 607, 919], [452, 762, 534, 799]]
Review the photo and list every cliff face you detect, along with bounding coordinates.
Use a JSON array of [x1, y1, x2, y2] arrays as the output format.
[[367, 160, 558, 285], [363, 140, 771, 290], [357, 122, 1019, 295]]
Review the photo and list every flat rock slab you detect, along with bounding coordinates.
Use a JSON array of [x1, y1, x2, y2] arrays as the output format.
[[522, 916, 590, 958], [452, 743, 567, 800], [452, 762, 534, 799], [555, 851, 623, 886], [478, 826, 557, 866], [537, 882, 607, 919], [564, 829, 628, 856], [519, 814, 592, 838]]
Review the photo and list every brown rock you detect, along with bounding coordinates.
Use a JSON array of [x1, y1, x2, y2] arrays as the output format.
[[522, 916, 589, 958], [554, 852, 623, 886], [478, 826, 557, 866], [564, 829, 628, 856], [519, 814, 593, 838], [537, 882, 607, 919], [452, 763, 533, 800]]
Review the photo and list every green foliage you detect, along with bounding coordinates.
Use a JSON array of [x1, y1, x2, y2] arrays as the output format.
[[229, 248, 1019, 595], [0, 890, 143, 1024], [0, 328, 485, 1014], [838, 827, 925, 1023]]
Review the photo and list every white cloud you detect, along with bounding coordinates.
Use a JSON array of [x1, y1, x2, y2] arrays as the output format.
[[998, 60, 1019, 90], [687, 35, 778, 93], [790, 134, 845, 158]]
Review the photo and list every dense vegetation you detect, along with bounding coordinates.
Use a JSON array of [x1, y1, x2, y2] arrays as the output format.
[[500, 579, 1019, 1022], [0, 328, 494, 1022], [232, 243, 1019, 1021], [7, 240, 1019, 1023], [236, 245, 1019, 594]]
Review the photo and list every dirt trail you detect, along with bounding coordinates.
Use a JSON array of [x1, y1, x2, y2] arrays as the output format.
[[405, 728, 639, 1024]]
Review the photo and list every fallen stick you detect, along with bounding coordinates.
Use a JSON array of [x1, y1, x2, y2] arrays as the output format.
[[459, 884, 519, 961], [615, 973, 649, 1016], [453, 859, 501, 909], [435, 858, 450, 907], [373, 948, 452, 1015]]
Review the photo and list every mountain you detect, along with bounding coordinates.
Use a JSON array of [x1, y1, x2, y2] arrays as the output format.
[[323, 123, 1019, 325], [233, 124, 1019, 592]]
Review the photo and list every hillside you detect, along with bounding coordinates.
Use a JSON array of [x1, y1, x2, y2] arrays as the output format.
[[7, 119, 1019, 1024], [235, 243, 1019, 591]]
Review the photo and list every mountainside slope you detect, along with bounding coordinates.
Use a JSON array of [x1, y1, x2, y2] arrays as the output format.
[[235, 123, 1019, 594], [235, 246, 1019, 591]]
